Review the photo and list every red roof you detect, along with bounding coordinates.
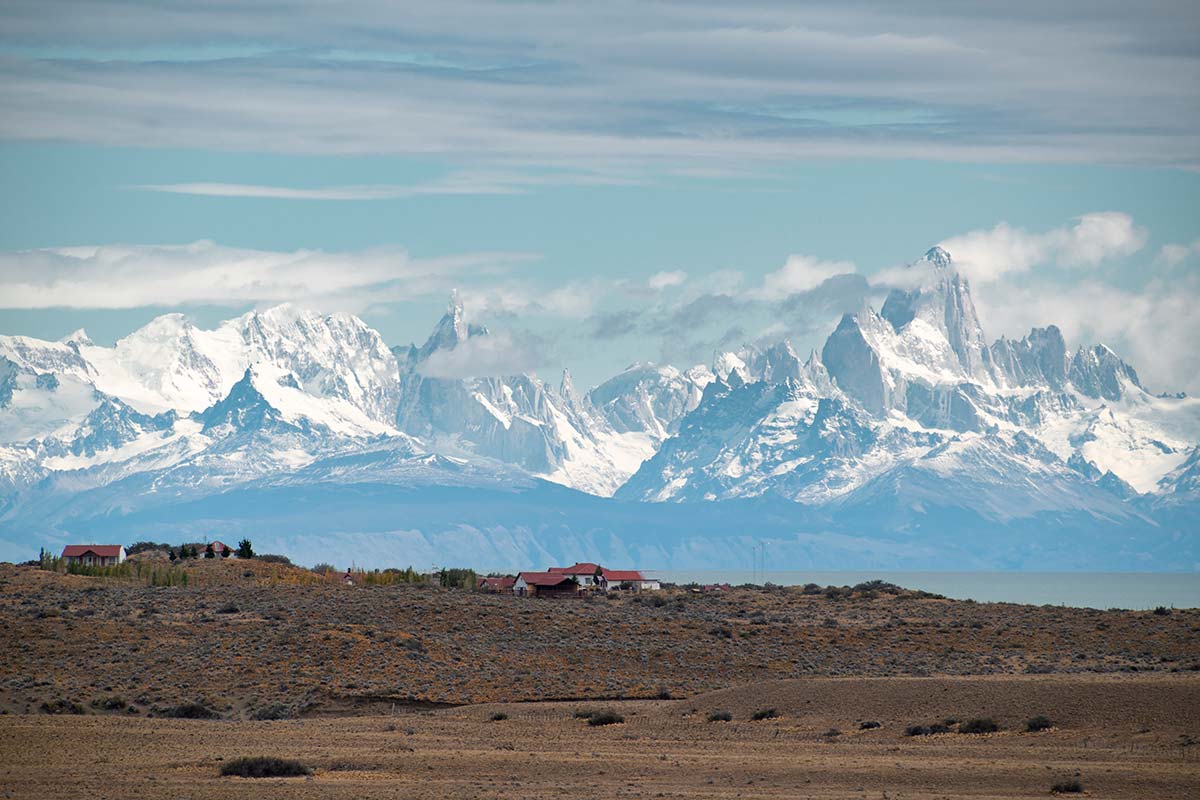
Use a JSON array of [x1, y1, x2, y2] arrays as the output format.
[[548, 562, 601, 575], [518, 571, 578, 587], [601, 569, 646, 582], [61, 545, 123, 558]]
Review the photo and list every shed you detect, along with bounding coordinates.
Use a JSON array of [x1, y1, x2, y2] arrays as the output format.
[[513, 571, 581, 597]]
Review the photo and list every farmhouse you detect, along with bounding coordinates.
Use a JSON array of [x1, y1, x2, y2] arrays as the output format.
[[512, 571, 581, 597], [61, 545, 126, 567], [601, 568, 660, 592], [547, 562, 605, 589]]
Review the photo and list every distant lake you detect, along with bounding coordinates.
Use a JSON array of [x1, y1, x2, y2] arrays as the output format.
[[647, 570, 1200, 610]]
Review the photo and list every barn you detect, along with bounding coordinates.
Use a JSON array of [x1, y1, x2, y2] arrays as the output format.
[[61, 545, 126, 567], [477, 576, 516, 592], [512, 572, 581, 597]]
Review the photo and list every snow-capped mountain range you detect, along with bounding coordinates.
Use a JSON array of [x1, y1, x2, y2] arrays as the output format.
[[2, 247, 1196, 569]]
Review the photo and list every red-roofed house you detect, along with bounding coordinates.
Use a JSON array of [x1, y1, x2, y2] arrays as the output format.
[[513, 571, 581, 597], [601, 568, 661, 592], [61, 545, 126, 567], [546, 562, 604, 589], [477, 576, 516, 593]]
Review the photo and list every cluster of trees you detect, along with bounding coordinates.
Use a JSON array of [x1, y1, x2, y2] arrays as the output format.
[[165, 538, 254, 561]]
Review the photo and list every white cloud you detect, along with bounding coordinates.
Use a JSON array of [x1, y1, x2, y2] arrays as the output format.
[[937, 212, 1147, 283], [417, 329, 548, 379], [648, 270, 687, 291], [753, 254, 855, 299], [0, 241, 536, 311], [1157, 240, 1200, 267], [973, 274, 1200, 395]]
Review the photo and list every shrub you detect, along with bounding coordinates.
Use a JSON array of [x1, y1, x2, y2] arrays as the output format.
[[312, 563, 337, 575], [587, 711, 624, 726], [166, 702, 218, 719], [1050, 778, 1083, 793], [490, 712, 508, 721], [216, 602, 239, 614], [751, 708, 779, 721], [93, 696, 127, 711], [126, 541, 171, 555], [859, 720, 882, 730], [40, 698, 83, 715], [220, 757, 311, 778], [959, 718, 1000, 734], [573, 709, 596, 719], [1152, 606, 1171, 616], [256, 554, 292, 565], [1025, 715, 1053, 732], [655, 688, 673, 700], [251, 703, 292, 721], [822, 728, 841, 738], [707, 710, 733, 722], [904, 723, 950, 736]]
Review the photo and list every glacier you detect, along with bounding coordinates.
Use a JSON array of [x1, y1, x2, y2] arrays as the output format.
[[1, 247, 1196, 570]]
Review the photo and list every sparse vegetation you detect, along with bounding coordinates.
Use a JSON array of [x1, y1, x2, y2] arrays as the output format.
[[490, 712, 508, 721], [219, 756, 311, 778], [1153, 606, 1172, 616], [859, 720, 882, 729], [905, 723, 951, 736], [751, 708, 779, 721], [708, 710, 733, 722], [40, 698, 83, 715]]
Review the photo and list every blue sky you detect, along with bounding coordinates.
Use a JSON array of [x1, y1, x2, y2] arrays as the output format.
[[1, 1, 1198, 391]]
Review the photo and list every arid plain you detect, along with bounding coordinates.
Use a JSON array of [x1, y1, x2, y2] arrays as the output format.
[[1, 560, 1197, 798]]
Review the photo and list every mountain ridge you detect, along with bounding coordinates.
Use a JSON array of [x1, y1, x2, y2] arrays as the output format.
[[1, 246, 1196, 569]]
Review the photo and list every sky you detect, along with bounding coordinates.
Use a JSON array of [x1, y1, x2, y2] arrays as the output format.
[[1, 1, 1198, 392]]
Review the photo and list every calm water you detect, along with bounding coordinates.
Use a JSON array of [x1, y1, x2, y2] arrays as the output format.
[[647, 571, 1200, 610]]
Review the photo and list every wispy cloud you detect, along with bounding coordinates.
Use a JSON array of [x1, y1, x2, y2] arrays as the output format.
[[130, 170, 630, 200], [0, 240, 537, 311]]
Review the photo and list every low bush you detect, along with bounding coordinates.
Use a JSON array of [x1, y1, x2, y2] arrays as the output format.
[[859, 720, 882, 730], [1025, 715, 1053, 732], [707, 710, 733, 722], [490, 712, 508, 721], [751, 708, 779, 721], [166, 702, 218, 719], [216, 602, 239, 614], [586, 711, 624, 726], [823, 728, 841, 738], [219, 756, 311, 778], [250, 703, 292, 721], [904, 723, 950, 736], [256, 554, 292, 565], [92, 696, 127, 711], [1050, 778, 1083, 793], [573, 709, 596, 719], [959, 718, 1000, 734], [1152, 606, 1171, 616], [40, 698, 83, 715]]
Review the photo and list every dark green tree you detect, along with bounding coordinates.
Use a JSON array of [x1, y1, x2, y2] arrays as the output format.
[[204, 543, 215, 559], [236, 539, 254, 559]]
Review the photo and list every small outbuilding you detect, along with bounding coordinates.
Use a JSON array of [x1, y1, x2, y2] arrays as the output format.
[[477, 576, 516, 592], [61, 545, 126, 567], [601, 569, 660, 592]]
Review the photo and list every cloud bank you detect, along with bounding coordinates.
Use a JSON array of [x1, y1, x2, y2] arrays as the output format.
[[1, 1, 1197, 170]]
